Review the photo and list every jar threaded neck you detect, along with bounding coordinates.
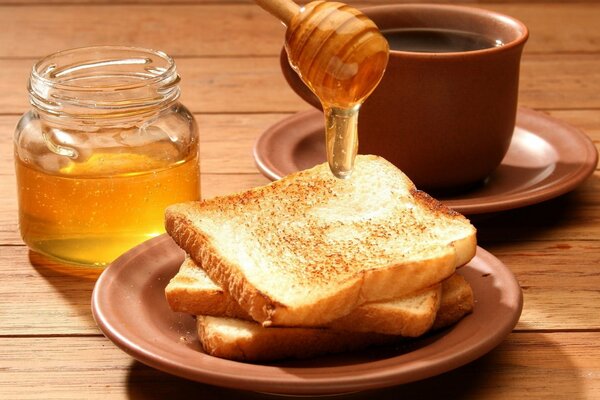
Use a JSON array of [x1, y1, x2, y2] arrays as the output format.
[[28, 46, 180, 122]]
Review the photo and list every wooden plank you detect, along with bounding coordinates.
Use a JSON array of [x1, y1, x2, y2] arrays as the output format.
[[0, 3, 600, 57], [0, 333, 598, 399], [1, 54, 600, 115], [473, 172, 600, 243], [0, 4, 284, 58], [488, 241, 600, 291], [1, 238, 598, 335], [2, 113, 288, 175], [201, 173, 271, 197], [197, 113, 291, 174], [484, 2, 600, 54], [519, 54, 600, 110], [546, 109, 600, 154], [0, 247, 103, 335], [4, 110, 599, 174], [3, 109, 599, 179], [0, 57, 307, 114], [484, 240, 600, 330]]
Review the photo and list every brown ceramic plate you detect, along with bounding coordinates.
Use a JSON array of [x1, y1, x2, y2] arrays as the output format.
[[254, 107, 598, 215], [92, 234, 522, 396]]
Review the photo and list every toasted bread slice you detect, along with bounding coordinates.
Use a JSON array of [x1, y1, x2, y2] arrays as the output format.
[[196, 273, 474, 362], [166, 256, 442, 336], [165, 256, 249, 320], [432, 274, 474, 330], [166, 155, 476, 327], [196, 316, 399, 362]]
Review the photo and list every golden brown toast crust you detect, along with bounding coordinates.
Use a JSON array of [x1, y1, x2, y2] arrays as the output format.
[[165, 155, 476, 327], [197, 316, 400, 362], [165, 257, 250, 319], [166, 256, 443, 335], [166, 215, 282, 324], [432, 274, 475, 330], [195, 273, 475, 362], [167, 211, 457, 326]]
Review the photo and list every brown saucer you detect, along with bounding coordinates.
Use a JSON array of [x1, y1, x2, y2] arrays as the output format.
[[92, 234, 522, 396], [254, 108, 598, 215]]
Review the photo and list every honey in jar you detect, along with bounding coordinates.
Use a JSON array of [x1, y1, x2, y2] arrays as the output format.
[[14, 46, 200, 267], [285, 1, 389, 178]]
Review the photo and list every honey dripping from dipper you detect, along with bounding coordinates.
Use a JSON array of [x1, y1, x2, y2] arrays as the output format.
[[285, 1, 389, 178]]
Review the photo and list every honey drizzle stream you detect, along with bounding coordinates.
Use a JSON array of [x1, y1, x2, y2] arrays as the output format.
[[285, 1, 388, 178], [325, 105, 360, 178]]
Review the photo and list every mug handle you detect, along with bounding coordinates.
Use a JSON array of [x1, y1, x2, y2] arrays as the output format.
[[279, 48, 323, 111]]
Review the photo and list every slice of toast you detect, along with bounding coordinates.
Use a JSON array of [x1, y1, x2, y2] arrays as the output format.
[[196, 274, 474, 362], [432, 273, 475, 330], [166, 155, 477, 326], [166, 256, 442, 336], [166, 256, 250, 320], [196, 316, 399, 362]]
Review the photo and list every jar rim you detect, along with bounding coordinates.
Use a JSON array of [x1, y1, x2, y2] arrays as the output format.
[[31, 45, 177, 91], [28, 46, 181, 120]]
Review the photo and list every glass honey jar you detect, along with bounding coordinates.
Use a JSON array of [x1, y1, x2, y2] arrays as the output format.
[[14, 46, 200, 267]]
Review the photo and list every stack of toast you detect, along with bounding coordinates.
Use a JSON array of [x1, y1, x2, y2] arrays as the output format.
[[164, 155, 477, 362]]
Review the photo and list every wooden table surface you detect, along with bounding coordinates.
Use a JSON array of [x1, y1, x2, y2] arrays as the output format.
[[1, 0, 599, 398]]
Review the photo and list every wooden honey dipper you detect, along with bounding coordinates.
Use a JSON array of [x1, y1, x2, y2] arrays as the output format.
[[255, 0, 389, 178]]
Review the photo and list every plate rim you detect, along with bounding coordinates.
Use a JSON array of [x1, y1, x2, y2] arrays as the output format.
[[92, 235, 523, 395], [253, 107, 598, 215]]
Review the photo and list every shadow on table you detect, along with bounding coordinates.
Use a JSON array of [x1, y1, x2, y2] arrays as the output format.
[[353, 330, 585, 399], [125, 327, 585, 400], [28, 250, 102, 327], [472, 172, 598, 245]]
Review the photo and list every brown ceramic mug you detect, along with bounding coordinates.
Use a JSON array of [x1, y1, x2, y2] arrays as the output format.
[[280, 4, 529, 192]]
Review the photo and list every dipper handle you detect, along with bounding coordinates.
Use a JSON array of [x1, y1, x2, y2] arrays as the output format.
[[254, 0, 300, 26]]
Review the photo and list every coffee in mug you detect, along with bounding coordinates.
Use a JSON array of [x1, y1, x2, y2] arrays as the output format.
[[383, 28, 500, 53]]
